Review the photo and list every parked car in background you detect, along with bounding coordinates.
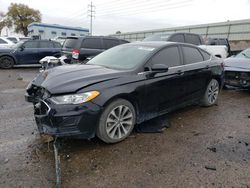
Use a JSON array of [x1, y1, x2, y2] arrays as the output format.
[[0, 40, 61, 68], [52, 36, 67, 45], [25, 42, 224, 143], [0, 37, 14, 49], [206, 37, 231, 56], [6, 36, 31, 43], [61, 36, 129, 63], [143, 32, 228, 58], [224, 48, 250, 89]]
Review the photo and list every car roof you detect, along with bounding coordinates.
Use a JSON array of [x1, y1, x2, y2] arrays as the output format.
[[65, 36, 126, 40], [124, 41, 196, 49]]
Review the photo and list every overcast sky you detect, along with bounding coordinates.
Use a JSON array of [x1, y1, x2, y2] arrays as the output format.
[[1, 0, 250, 35]]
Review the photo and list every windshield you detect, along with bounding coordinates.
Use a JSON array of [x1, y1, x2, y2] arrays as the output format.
[[143, 34, 170, 41], [235, 49, 250, 58], [87, 44, 155, 70]]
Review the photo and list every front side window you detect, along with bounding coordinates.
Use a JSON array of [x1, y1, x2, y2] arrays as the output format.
[[81, 38, 102, 49], [200, 50, 211, 61], [23, 41, 38, 48], [149, 46, 181, 68], [182, 46, 203, 64]]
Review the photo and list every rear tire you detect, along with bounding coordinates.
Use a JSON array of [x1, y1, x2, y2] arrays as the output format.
[[96, 99, 136, 144], [201, 79, 220, 107], [0, 56, 14, 69]]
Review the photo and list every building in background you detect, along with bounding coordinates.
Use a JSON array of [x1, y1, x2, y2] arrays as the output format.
[[27, 22, 89, 40]]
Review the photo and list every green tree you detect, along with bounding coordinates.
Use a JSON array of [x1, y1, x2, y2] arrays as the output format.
[[0, 12, 11, 32], [6, 3, 41, 36]]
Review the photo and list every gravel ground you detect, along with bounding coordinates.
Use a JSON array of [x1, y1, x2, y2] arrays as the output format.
[[0, 68, 249, 188]]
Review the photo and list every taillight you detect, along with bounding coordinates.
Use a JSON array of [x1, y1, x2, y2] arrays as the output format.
[[72, 49, 80, 59]]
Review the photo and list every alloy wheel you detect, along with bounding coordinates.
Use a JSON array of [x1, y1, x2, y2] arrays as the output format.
[[207, 80, 219, 104], [105, 105, 134, 140]]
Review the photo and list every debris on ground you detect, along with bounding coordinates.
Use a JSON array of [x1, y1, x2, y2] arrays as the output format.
[[136, 116, 171, 133], [4, 158, 9, 164], [207, 147, 217, 153], [205, 165, 217, 171], [17, 77, 23, 80]]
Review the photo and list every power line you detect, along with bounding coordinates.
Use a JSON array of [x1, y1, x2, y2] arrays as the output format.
[[88, 1, 95, 35], [96, 0, 169, 13], [96, 0, 192, 17]]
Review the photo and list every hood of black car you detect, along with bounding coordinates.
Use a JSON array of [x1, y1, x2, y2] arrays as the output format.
[[33, 64, 125, 94], [224, 57, 250, 72]]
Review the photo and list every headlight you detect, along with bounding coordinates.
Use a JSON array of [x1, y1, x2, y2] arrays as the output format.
[[50, 91, 100, 104]]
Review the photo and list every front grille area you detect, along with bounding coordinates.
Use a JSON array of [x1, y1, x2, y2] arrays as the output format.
[[34, 101, 50, 115]]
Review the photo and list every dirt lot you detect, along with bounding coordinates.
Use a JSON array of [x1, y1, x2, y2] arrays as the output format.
[[0, 68, 249, 188]]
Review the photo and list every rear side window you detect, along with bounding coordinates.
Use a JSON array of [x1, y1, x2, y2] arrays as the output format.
[[169, 34, 184, 43], [182, 46, 203, 64], [185, 34, 201, 45], [200, 50, 211, 61], [63, 38, 79, 49], [0, 38, 7, 44], [23, 41, 38, 48], [39, 41, 54, 48], [149, 46, 181, 67], [103, 39, 120, 49], [81, 38, 102, 49]]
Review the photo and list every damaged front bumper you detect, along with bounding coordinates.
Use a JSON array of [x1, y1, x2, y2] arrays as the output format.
[[224, 71, 250, 89], [25, 91, 102, 139]]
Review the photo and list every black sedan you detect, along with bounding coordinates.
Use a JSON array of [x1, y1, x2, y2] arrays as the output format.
[[224, 48, 250, 89], [0, 40, 61, 68], [25, 42, 224, 143]]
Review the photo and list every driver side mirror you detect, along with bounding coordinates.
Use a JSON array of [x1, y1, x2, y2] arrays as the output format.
[[145, 64, 169, 78], [151, 64, 169, 72]]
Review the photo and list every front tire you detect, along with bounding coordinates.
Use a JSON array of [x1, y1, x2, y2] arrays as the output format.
[[96, 99, 136, 144], [201, 79, 220, 107], [0, 56, 14, 69]]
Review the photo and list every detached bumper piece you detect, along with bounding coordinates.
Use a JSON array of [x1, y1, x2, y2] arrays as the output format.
[[225, 71, 250, 89]]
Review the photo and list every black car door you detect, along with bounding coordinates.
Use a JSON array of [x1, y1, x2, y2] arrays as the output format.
[[143, 45, 189, 114], [15, 41, 39, 64], [37, 41, 59, 61], [179, 45, 212, 101]]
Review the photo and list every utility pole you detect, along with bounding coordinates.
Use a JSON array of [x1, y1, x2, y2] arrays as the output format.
[[88, 1, 95, 35]]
